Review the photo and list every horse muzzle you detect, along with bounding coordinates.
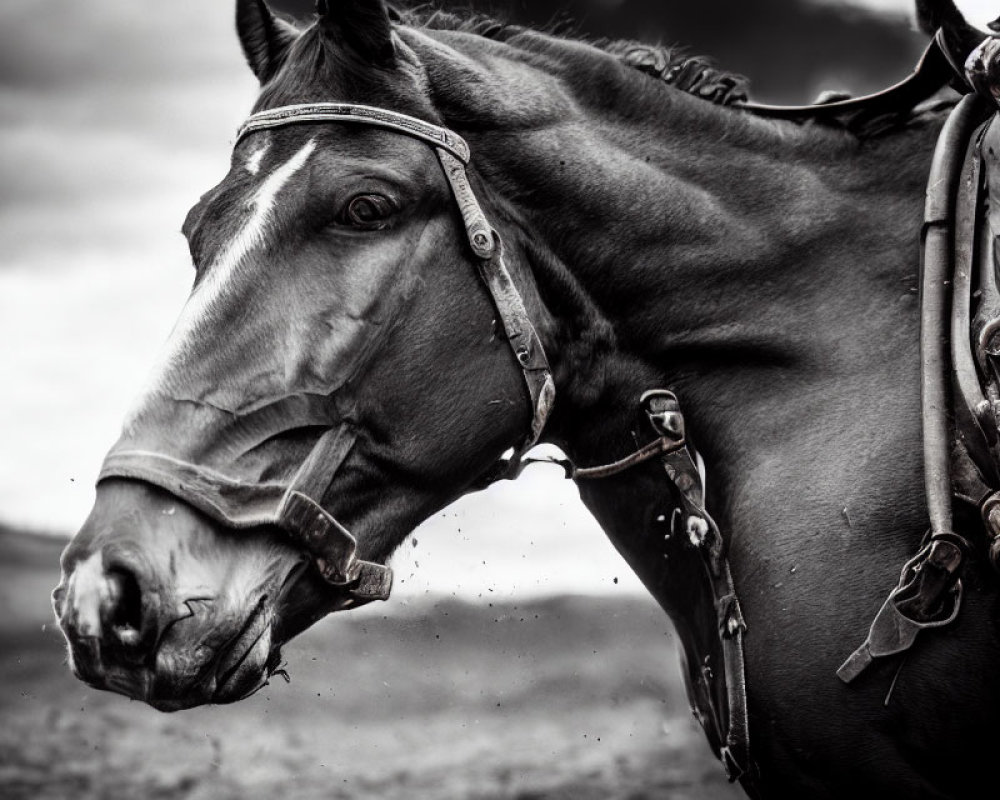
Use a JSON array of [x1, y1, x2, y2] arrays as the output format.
[[52, 480, 310, 710]]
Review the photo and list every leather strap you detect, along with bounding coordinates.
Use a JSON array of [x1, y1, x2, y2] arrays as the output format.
[[236, 102, 471, 163], [921, 94, 982, 541], [100, 424, 392, 604], [642, 390, 752, 784], [837, 93, 993, 684], [529, 389, 755, 786]]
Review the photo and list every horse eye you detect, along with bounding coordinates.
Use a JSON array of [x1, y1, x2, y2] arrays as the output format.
[[342, 194, 394, 229]]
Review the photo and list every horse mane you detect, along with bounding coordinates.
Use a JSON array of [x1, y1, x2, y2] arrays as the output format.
[[265, 6, 948, 140], [399, 7, 751, 107], [397, 7, 950, 137]]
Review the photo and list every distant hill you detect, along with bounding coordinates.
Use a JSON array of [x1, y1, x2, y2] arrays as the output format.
[[268, 0, 926, 103], [0, 523, 66, 564]]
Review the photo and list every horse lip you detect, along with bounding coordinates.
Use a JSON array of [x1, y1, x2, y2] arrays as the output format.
[[211, 600, 272, 702], [212, 631, 270, 702], [211, 562, 309, 701], [135, 595, 269, 710]]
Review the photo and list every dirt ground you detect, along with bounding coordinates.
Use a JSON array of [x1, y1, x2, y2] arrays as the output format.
[[0, 531, 743, 800]]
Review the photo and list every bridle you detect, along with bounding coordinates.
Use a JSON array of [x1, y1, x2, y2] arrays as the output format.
[[99, 102, 555, 610], [98, 98, 752, 777]]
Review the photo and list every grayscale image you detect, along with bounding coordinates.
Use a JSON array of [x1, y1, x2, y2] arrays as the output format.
[[2, 1, 999, 798]]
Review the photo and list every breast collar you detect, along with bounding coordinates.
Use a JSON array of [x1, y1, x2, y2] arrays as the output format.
[[99, 102, 556, 608]]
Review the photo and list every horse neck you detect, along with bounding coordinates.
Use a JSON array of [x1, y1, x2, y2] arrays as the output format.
[[416, 28, 946, 570]]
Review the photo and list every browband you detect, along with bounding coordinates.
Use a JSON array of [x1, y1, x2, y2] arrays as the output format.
[[236, 102, 471, 163]]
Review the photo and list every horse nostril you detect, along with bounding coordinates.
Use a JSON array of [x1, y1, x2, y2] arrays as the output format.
[[104, 565, 144, 648]]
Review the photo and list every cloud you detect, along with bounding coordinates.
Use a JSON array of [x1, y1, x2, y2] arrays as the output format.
[[0, 0, 248, 89], [0, 2, 258, 261]]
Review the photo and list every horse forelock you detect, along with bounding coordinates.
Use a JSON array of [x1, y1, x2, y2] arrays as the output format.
[[253, 20, 435, 119]]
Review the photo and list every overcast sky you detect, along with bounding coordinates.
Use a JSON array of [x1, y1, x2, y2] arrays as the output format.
[[0, 0, 995, 599]]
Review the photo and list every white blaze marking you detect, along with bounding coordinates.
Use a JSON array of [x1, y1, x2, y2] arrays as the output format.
[[126, 138, 317, 421], [210, 138, 316, 287], [246, 141, 270, 175], [69, 552, 106, 638]]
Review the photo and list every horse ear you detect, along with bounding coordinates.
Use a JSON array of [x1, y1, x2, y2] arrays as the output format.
[[315, 0, 396, 66], [236, 0, 300, 83]]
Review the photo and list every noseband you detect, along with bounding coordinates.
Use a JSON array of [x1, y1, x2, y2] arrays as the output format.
[[98, 103, 555, 607]]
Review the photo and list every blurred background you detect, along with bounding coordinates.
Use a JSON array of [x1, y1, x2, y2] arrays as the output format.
[[0, 2, 996, 799]]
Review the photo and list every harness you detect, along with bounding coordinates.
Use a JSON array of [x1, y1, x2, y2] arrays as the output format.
[[96, 24, 1000, 798]]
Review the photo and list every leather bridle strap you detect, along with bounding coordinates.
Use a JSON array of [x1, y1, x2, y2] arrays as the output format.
[[235, 102, 556, 461], [99, 424, 394, 605], [530, 389, 753, 785], [238, 102, 472, 163]]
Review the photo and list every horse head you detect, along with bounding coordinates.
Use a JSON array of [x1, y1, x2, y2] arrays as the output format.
[[52, 0, 553, 711]]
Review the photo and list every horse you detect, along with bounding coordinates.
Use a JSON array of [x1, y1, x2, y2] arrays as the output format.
[[51, 0, 1000, 796]]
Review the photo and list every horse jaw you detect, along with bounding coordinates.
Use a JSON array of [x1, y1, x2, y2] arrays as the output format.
[[52, 480, 331, 711]]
